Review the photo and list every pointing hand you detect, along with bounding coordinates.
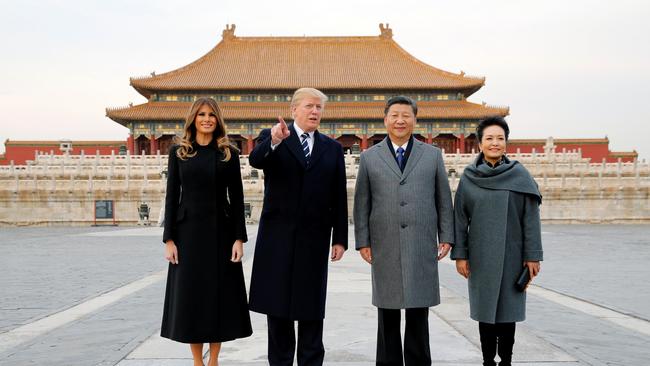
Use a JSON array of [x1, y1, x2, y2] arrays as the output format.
[[271, 116, 291, 145]]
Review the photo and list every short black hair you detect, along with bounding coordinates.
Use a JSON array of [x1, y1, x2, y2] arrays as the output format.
[[384, 95, 417, 116], [476, 116, 510, 142]]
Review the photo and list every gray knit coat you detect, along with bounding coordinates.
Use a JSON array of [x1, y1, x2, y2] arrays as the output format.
[[451, 155, 543, 323]]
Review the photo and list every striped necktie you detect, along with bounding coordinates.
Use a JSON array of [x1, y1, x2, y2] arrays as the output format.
[[301, 133, 311, 163]]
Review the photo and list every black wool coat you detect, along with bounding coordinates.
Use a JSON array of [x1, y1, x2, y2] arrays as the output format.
[[248, 124, 348, 320], [161, 143, 251, 343]]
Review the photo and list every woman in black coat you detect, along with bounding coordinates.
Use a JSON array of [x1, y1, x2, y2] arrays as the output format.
[[161, 97, 252, 366], [451, 117, 543, 366]]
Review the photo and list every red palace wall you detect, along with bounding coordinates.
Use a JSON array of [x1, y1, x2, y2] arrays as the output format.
[[0, 141, 126, 165], [507, 139, 635, 163]]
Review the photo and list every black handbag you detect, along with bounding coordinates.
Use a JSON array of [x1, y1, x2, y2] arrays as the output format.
[[515, 266, 530, 292]]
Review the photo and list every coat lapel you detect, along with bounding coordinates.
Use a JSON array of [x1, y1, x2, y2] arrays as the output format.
[[376, 138, 403, 180], [401, 139, 425, 180], [286, 123, 307, 169], [307, 130, 330, 169]]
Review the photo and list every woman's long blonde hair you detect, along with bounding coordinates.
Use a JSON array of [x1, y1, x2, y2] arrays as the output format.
[[175, 97, 237, 161]]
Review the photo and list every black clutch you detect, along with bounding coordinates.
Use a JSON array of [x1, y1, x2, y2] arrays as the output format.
[[515, 266, 530, 292]]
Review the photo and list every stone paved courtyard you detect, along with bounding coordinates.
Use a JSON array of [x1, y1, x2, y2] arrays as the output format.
[[0, 225, 648, 365]]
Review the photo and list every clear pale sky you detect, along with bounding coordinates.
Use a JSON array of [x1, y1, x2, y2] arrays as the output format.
[[1, 0, 648, 159]]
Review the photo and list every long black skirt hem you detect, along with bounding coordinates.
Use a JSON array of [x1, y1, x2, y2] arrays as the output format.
[[160, 330, 253, 344]]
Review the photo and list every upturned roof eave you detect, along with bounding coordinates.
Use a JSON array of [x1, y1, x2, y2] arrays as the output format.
[[104, 100, 509, 122], [105, 109, 129, 127]]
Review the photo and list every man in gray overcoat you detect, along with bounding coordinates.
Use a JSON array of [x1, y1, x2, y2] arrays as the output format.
[[354, 96, 454, 366]]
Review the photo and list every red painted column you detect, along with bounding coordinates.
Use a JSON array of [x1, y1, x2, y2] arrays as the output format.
[[150, 135, 158, 154], [127, 135, 135, 155], [426, 133, 433, 144], [246, 136, 254, 155], [361, 135, 368, 150], [459, 134, 466, 154]]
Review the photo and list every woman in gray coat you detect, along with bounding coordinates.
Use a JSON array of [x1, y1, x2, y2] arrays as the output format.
[[451, 117, 543, 366]]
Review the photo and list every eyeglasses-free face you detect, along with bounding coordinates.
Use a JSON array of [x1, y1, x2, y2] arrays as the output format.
[[384, 103, 415, 145], [292, 97, 323, 133], [479, 125, 507, 164], [194, 104, 218, 135]]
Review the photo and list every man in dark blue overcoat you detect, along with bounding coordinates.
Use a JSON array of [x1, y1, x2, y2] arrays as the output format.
[[249, 87, 348, 366]]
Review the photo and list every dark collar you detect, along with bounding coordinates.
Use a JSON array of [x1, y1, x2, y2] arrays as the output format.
[[478, 153, 509, 168], [192, 139, 217, 150]]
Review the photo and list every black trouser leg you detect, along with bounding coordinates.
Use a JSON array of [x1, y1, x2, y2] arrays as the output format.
[[403, 308, 431, 366], [496, 322, 515, 366], [267, 315, 296, 366], [297, 319, 325, 366], [478, 322, 497, 366], [377, 308, 403, 366]]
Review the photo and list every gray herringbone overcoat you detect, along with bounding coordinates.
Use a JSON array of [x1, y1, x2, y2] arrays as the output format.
[[354, 138, 454, 309]]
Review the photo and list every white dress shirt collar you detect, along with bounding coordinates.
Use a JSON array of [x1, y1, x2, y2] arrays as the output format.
[[293, 123, 314, 139], [391, 140, 408, 155]]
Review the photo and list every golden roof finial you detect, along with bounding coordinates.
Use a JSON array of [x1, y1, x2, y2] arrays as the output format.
[[379, 23, 392, 39], [222, 24, 236, 40]]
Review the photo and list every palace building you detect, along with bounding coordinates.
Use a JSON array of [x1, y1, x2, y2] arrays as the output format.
[[0, 24, 636, 166], [106, 24, 509, 156], [2, 25, 646, 226]]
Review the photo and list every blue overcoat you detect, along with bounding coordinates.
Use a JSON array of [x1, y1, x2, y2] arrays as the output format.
[[248, 124, 348, 320]]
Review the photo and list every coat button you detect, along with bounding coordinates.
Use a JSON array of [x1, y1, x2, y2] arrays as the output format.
[[400, 202, 407, 207], [401, 224, 407, 228]]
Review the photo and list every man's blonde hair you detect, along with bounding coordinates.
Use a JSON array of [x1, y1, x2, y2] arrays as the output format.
[[290, 87, 328, 107]]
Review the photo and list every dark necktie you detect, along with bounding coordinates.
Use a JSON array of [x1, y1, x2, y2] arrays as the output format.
[[396, 147, 405, 172], [301, 133, 311, 164]]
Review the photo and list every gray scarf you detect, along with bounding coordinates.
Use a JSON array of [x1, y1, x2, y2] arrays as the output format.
[[463, 154, 542, 204]]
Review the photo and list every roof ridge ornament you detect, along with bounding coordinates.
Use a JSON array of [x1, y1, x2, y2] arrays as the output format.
[[379, 23, 392, 39], [222, 24, 236, 41]]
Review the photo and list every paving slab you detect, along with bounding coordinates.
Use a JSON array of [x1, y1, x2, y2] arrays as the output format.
[[2, 224, 649, 365], [118, 236, 576, 366]]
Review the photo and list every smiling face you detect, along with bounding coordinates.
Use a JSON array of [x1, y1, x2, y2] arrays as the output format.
[[193, 104, 217, 136], [292, 96, 323, 133], [384, 103, 415, 145], [479, 124, 507, 163]]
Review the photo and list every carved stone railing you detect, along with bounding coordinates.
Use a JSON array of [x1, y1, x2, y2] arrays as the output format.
[[1, 150, 649, 225]]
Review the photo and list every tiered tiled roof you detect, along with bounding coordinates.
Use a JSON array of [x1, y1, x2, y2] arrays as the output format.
[[106, 101, 509, 126], [129, 24, 485, 98], [610, 151, 638, 158]]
